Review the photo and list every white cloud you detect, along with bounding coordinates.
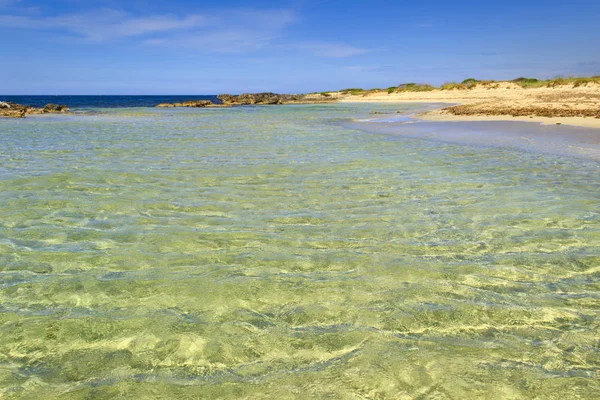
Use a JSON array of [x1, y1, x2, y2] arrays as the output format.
[[297, 42, 368, 58], [0, 9, 206, 41], [0, 7, 366, 58], [142, 9, 297, 53], [0, 7, 297, 52]]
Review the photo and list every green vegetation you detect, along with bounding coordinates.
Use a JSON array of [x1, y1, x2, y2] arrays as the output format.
[[395, 83, 436, 92], [336, 75, 600, 95], [340, 88, 365, 95], [440, 79, 497, 90], [512, 76, 600, 88], [571, 77, 600, 87], [512, 77, 545, 88], [320, 92, 331, 97], [462, 78, 495, 88], [385, 83, 436, 93], [440, 82, 466, 90]]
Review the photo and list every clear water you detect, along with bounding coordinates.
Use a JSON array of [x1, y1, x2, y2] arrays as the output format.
[[1, 104, 599, 399]]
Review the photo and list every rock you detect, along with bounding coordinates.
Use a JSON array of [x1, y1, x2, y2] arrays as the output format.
[[0, 108, 26, 118], [155, 100, 220, 108], [0, 102, 70, 118], [181, 100, 214, 107], [217, 92, 332, 105], [216, 94, 236, 104], [157, 93, 337, 109], [43, 103, 69, 113], [1, 102, 28, 118]]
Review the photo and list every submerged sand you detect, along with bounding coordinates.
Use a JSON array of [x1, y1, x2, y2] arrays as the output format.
[[333, 82, 600, 129]]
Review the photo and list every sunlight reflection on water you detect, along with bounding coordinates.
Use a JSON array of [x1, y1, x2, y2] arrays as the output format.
[[0, 103, 599, 398]]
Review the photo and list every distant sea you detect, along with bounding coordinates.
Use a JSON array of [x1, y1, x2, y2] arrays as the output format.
[[0, 95, 220, 108]]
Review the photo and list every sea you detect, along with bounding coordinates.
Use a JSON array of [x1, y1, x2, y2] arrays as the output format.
[[1, 96, 599, 398]]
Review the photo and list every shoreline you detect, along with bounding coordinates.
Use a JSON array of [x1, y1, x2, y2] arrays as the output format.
[[4, 82, 600, 130], [346, 115, 600, 161], [342, 100, 600, 161], [335, 81, 600, 129]]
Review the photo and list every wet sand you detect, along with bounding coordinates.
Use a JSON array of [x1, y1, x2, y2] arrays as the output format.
[[347, 112, 600, 161]]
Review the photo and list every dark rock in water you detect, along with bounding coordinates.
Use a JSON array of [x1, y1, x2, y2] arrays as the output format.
[[217, 92, 336, 105], [0, 108, 26, 118], [0, 102, 30, 118], [155, 100, 232, 108], [0, 101, 70, 118], [216, 94, 237, 104], [156, 93, 337, 109], [236, 92, 295, 105], [43, 103, 70, 113], [177, 100, 214, 107]]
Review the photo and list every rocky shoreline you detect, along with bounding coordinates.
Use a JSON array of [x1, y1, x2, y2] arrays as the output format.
[[155, 100, 231, 108], [0, 102, 70, 118], [6, 83, 598, 128], [155, 92, 336, 108], [1, 92, 336, 118]]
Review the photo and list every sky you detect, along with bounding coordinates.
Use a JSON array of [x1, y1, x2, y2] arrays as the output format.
[[1, 0, 599, 94]]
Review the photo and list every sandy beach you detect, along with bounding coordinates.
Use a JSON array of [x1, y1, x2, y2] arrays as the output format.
[[333, 81, 600, 129]]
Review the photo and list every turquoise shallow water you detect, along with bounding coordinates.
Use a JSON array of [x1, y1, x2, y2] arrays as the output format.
[[1, 104, 599, 399]]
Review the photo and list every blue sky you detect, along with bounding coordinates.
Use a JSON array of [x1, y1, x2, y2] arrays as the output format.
[[1, 0, 599, 94]]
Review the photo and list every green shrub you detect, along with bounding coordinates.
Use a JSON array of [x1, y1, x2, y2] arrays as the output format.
[[340, 88, 364, 95], [460, 78, 485, 89], [512, 77, 546, 88], [572, 77, 600, 87], [441, 82, 466, 90], [396, 83, 435, 92]]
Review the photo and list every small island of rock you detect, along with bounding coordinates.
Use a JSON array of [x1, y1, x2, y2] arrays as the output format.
[[0, 102, 70, 118], [217, 92, 335, 105], [155, 92, 336, 108], [155, 100, 232, 108]]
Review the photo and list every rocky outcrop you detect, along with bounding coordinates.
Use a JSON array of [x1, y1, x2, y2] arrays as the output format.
[[43, 103, 70, 113], [444, 102, 600, 119], [155, 93, 337, 108], [0, 102, 70, 118], [217, 92, 336, 105], [155, 100, 231, 108]]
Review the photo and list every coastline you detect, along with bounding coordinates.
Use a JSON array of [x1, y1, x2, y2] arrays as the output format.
[[335, 81, 600, 129], [4, 82, 600, 131], [344, 102, 600, 161]]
